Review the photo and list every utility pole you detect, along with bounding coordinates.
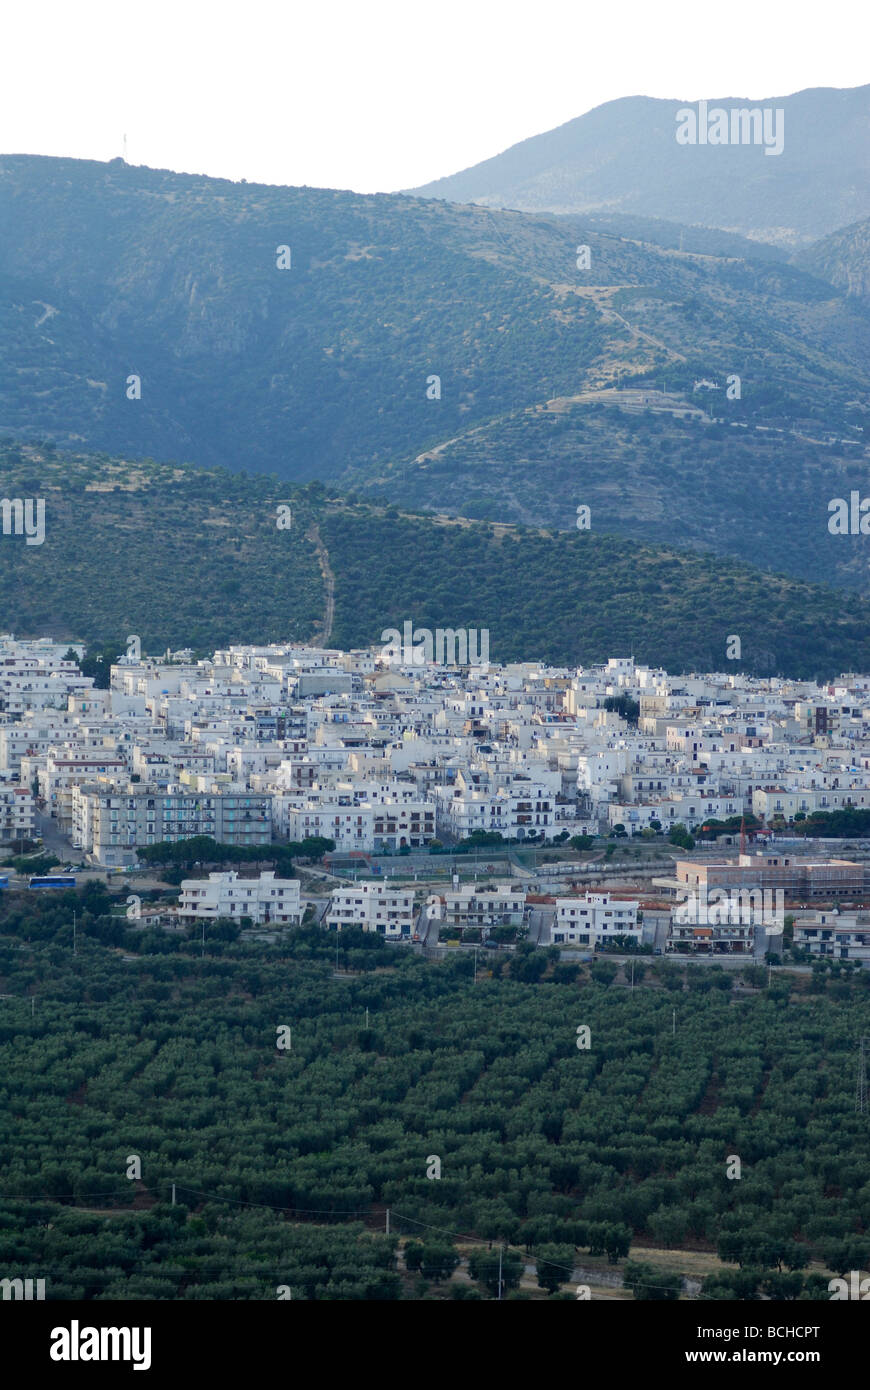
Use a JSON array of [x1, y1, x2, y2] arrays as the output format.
[[497, 1245, 504, 1301], [365, 1006, 369, 1030], [672, 1007, 676, 1036], [385, 1209, 390, 1236], [201, 920, 205, 959], [171, 1183, 176, 1206], [630, 958, 635, 992]]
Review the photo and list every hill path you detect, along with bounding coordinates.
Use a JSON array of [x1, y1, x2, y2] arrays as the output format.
[[307, 522, 335, 644]]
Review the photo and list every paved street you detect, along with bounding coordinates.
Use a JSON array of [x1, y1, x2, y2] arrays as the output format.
[[34, 808, 74, 859]]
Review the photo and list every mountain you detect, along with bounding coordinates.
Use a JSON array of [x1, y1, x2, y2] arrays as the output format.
[[0, 155, 604, 477], [795, 217, 870, 301], [407, 86, 870, 248], [0, 442, 868, 680], [2, 154, 870, 597]]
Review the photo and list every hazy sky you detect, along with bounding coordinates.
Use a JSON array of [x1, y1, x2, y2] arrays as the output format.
[[4, 0, 868, 192]]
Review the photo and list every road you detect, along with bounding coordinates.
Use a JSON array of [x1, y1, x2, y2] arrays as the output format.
[[34, 809, 74, 859], [528, 906, 554, 946]]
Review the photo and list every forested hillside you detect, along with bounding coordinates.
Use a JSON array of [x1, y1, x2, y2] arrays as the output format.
[[1, 444, 869, 677], [2, 155, 870, 596], [796, 217, 870, 302]]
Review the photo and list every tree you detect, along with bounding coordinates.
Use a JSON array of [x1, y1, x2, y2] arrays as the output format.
[[590, 960, 617, 987], [403, 1241, 424, 1272], [534, 1244, 576, 1295], [822, 1238, 870, 1276], [420, 1244, 459, 1282], [669, 823, 695, 850], [703, 1269, 762, 1300], [467, 1248, 523, 1298], [78, 642, 124, 689], [648, 1207, 689, 1248], [762, 1272, 804, 1300], [604, 1223, 632, 1263], [604, 695, 640, 725], [623, 1260, 681, 1300]]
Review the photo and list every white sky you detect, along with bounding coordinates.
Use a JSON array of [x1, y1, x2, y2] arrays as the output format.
[[3, 0, 868, 192]]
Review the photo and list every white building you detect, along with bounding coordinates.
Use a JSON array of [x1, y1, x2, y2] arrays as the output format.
[[178, 870, 301, 926], [793, 909, 870, 963], [0, 785, 34, 844], [282, 790, 435, 851], [436, 885, 527, 928], [325, 882, 417, 939], [552, 892, 640, 947], [606, 793, 742, 836], [435, 777, 554, 839]]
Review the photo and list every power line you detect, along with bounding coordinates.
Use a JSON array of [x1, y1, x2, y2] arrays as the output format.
[[0, 1183, 720, 1297]]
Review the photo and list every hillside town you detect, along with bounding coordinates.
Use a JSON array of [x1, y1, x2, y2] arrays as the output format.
[[3, 633, 870, 964]]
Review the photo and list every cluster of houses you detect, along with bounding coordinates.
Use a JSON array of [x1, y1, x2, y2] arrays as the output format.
[[3, 634, 870, 960]]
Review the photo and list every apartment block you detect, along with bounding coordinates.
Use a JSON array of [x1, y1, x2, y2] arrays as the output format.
[[72, 783, 272, 866], [552, 892, 639, 947], [0, 785, 34, 844], [793, 909, 870, 962], [178, 870, 301, 926], [325, 882, 417, 939], [439, 885, 527, 928]]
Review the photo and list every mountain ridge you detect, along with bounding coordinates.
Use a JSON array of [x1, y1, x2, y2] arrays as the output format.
[[2, 153, 869, 599], [406, 85, 870, 247]]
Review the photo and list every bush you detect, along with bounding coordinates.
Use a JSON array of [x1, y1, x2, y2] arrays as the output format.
[[623, 1260, 681, 1300], [668, 823, 695, 850], [590, 960, 617, 986]]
